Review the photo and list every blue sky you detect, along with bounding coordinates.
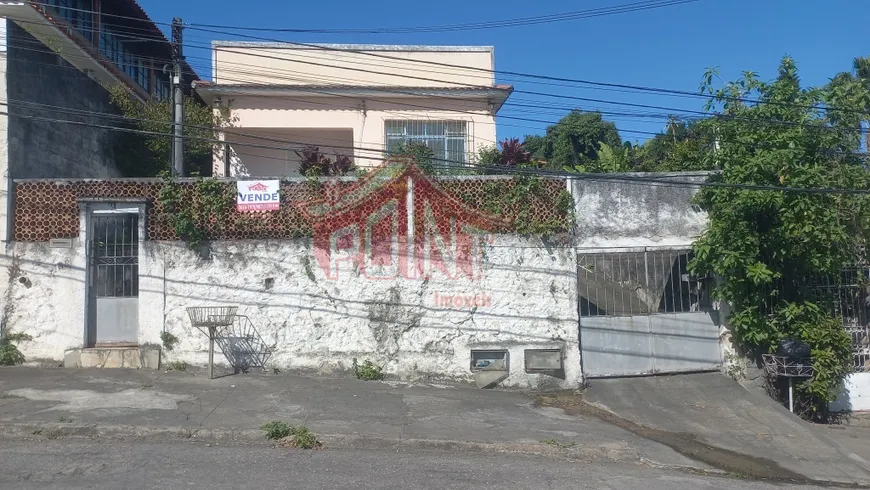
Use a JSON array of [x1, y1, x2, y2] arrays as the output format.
[[139, 0, 870, 144]]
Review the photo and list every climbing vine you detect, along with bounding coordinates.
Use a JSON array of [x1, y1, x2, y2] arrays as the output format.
[[155, 166, 573, 251], [451, 173, 573, 235], [157, 173, 235, 250]]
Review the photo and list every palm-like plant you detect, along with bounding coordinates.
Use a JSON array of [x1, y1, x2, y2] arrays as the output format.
[[296, 146, 355, 176], [497, 137, 532, 166]]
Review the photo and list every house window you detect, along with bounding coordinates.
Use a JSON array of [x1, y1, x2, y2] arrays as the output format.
[[99, 27, 150, 93], [46, 0, 93, 37], [154, 79, 170, 101], [385, 120, 468, 166]]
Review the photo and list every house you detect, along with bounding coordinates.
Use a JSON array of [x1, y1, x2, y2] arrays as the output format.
[[0, 0, 198, 243], [192, 42, 513, 176]]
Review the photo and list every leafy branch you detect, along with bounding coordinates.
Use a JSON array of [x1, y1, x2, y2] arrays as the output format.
[[157, 174, 235, 250]]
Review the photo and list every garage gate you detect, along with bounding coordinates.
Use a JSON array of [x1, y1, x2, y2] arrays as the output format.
[[578, 249, 723, 378]]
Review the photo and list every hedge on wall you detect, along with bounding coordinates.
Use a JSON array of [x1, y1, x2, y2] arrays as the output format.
[[13, 175, 574, 243]]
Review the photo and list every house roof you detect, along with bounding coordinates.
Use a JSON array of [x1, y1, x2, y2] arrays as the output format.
[[211, 41, 494, 53], [192, 82, 513, 113], [113, 0, 200, 81]]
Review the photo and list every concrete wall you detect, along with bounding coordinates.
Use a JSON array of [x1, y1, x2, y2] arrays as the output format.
[[0, 21, 124, 245], [213, 43, 494, 87], [5, 22, 124, 180], [571, 172, 710, 250], [1, 235, 580, 389], [832, 374, 870, 412]]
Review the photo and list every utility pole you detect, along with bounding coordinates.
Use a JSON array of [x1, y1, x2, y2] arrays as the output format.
[[171, 18, 185, 177]]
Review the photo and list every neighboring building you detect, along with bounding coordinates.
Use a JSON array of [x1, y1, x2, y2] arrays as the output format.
[[193, 42, 513, 177], [0, 0, 198, 243]]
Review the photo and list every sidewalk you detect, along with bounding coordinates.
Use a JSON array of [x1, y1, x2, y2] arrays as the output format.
[[1, 367, 869, 485], [583, 373, 870, 486], [0, 367, 698, 467]]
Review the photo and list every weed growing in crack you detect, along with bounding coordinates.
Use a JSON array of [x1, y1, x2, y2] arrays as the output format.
[[166, 360, 188, 372], [260, 421, 322, 449], [353, 358, 385, 381], [542, 439, 577, 449], [261, 420, 293, 439]]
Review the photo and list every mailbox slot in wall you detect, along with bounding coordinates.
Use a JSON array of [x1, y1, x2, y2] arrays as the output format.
[[524, 349, 563, 373], [471, 350, 509, 372]]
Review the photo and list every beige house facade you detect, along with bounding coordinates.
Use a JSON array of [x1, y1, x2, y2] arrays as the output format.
[[193, 42, 513, 176]]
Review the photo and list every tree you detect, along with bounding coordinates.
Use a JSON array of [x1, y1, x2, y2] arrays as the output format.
[[475, 137, 532, 167], [829, 56, 870, 151], [634, 118, 715, 172], [109, 85, 226, 177], [524, 110, 622, 169], [690, 57, 870, 418], [521, 134, 546, 160], [563, 141, 630, 173]]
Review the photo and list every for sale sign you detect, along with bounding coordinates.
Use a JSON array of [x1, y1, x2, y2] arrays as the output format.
[[236, 180, 280, 212]]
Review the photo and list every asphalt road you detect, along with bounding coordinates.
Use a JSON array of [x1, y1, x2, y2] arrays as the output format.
[[0, 440, 819, 489]]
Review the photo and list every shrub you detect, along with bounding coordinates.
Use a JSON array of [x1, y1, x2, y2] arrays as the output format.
[[353, 359, 385, 381], [0, 331, 32, 366], [160, 331, 179, 352], [260, 421, 322, 449]]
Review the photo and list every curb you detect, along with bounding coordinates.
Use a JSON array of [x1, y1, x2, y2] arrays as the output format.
[[0, 422, 639, 462]]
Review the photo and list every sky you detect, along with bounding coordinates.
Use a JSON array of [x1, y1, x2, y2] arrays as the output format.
[[138, 0, 870, 144]]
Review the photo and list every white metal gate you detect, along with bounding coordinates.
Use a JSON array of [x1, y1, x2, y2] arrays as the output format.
[[578, 249, 722, 378], [86, 211, 139, 346]]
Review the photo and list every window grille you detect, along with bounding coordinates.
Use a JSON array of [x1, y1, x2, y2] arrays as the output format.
[[385, 120, 468, 165]]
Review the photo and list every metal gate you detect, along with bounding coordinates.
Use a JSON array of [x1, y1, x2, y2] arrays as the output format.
[[578, 249, 722, 378], [87, 212, 139, 346]]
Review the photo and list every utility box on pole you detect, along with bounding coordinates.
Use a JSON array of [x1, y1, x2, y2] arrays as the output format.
[[171, 18, 185, 177]]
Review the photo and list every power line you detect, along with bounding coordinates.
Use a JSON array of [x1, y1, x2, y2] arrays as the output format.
[[190, 0, 701, 34], [5, 99, 870, 196], [11, 16, 866, 143], [4, 23, 868, 163], [24, 0, 867, 116]]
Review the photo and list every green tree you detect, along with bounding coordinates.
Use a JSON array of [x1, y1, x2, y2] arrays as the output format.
[[690, 57, 870, 418], [109, 86, 226, 177], [634, 118, 714, 172], [525, 110, 622, 169], [565, 141, 630, 173]]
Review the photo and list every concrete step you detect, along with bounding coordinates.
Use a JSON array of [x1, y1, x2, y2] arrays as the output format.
[[63, 347, 160, 369]]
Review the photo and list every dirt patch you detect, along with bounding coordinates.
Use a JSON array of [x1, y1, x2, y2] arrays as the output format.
[[535, 393, 863, 487]]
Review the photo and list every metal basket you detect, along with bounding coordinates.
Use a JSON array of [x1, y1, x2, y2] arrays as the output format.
[[762, 354, 814, 378], [186, 306, 239, 328]]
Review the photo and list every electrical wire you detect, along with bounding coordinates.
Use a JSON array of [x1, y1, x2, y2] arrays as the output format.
[[10, 18, 864, 143], [4, 16, 869, 178], [5, 98, 870, 196], [22, 0, 868, 116], [191, 1, 702, 34]]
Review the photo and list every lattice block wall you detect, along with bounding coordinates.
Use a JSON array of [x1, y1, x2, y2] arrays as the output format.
[[439, 178, 572, 233], [13, 177, 572, 242]]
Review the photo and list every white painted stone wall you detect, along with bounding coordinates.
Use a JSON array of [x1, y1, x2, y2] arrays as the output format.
[[1, 234, 580, 389], [832, 374, 870, 412], [571, 173, 710, 250]]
